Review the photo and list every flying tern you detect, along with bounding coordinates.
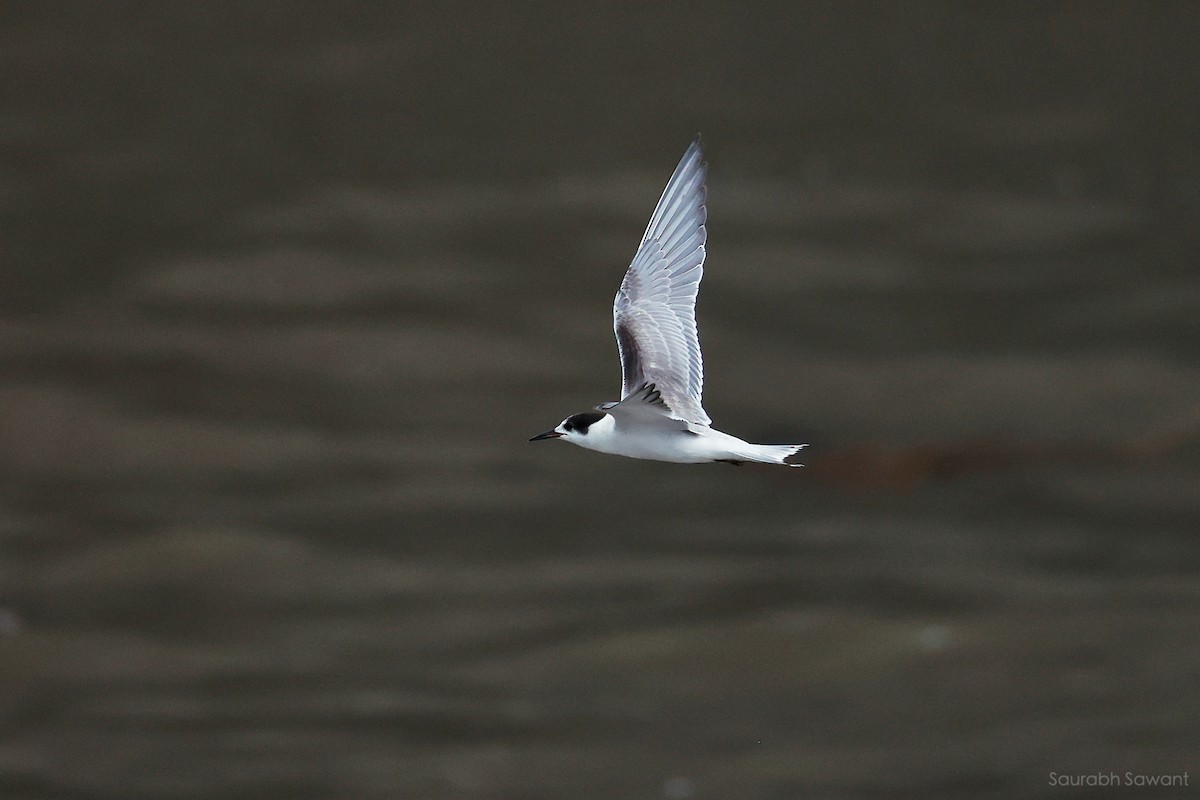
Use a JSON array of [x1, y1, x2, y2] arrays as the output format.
[[530, 137, 806, 466]]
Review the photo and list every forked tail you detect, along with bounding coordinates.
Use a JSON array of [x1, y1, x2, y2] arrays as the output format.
[[730, 442, 808, 467]]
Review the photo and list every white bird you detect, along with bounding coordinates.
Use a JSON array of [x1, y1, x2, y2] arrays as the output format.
[[530, 136, 807, 466]]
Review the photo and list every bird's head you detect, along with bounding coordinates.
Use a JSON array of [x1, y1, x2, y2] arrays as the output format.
[[529, 411, 609, 445]]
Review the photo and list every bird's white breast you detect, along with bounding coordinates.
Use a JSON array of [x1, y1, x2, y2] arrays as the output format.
[[568, 414, 743, 464]]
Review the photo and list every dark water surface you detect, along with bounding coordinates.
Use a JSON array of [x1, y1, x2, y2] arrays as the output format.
[[3, 5, 1199, 798]]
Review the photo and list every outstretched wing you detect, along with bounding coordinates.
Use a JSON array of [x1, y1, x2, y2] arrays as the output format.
[[613, 136, 710, 426]]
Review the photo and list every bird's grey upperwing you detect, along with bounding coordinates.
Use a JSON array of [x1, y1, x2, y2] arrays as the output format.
[[612, 136, 711, 426], [604, 382, 695, 434]]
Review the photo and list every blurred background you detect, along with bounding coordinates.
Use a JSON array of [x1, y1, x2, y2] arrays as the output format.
[[2, 3, 1199, 798]]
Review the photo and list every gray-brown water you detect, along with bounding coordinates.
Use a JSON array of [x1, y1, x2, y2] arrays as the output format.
[[3, 5, 1199, 798]]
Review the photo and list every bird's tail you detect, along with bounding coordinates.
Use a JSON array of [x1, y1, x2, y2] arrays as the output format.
[[734, 442, 808, 467]]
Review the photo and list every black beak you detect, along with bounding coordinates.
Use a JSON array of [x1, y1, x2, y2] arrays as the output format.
[[529, 430, 563, 441]]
